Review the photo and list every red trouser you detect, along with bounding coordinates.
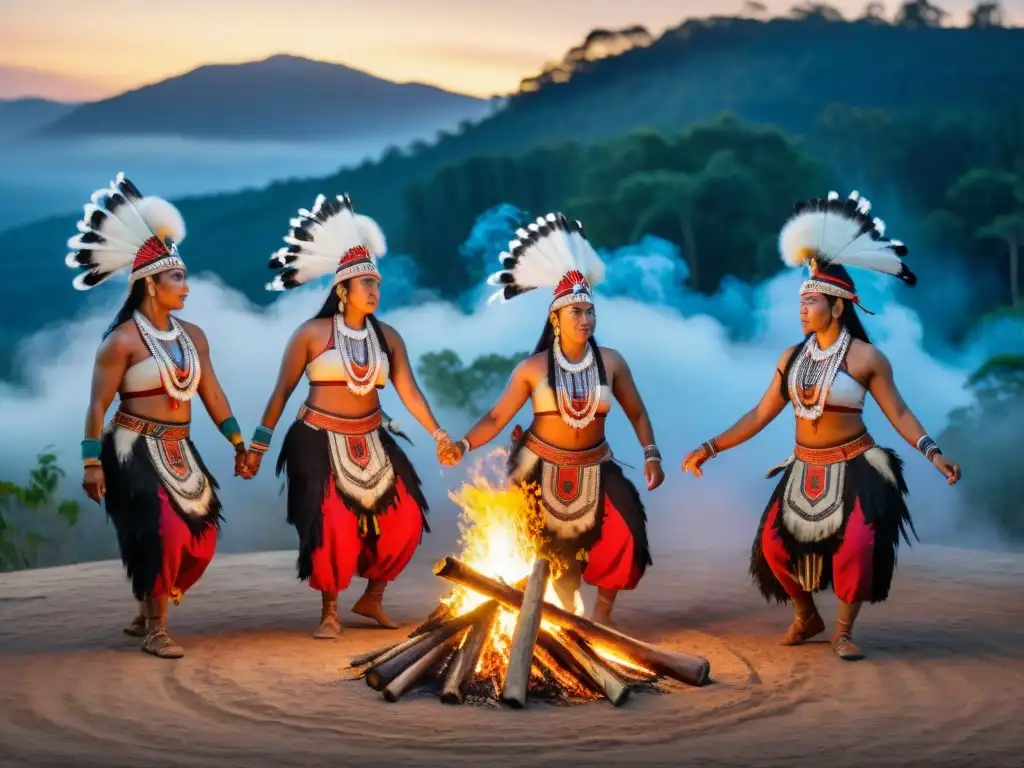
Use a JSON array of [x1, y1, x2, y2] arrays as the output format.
[[308, 476, 424, 593], [580, 496, 644, 591], [150, 485, 218, 600], [760, 498, 875, 604]]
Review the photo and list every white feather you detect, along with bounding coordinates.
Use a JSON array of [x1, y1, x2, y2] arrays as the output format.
[[135, 196, 187, 244], [488, 211, 606, 298], [65, 175, 189, 290], [266, 194, 387, 290]]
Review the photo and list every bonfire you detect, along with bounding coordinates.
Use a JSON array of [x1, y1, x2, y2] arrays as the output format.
[[348, 452, 711, 707]]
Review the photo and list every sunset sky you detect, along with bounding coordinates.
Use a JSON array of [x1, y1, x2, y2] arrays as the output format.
[[1, 0, 1019, 101]]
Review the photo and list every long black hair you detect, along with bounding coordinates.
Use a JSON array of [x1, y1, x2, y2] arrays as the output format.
[[313, 280, 391, 359], [532, 311, 608, 393], [102, 278, 147, 340], [779, 264, 871, 400]]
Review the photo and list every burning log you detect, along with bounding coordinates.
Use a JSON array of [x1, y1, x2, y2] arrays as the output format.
[[433, 557, 711, 687], [409, 578, 529, 638], [383, 633, 464, 703], [557, 631, 630, 707], [441, 603, 499, 705], [499, 558, 551, 708], [364, 600, 497, 691], [534, 629, 597, 696]]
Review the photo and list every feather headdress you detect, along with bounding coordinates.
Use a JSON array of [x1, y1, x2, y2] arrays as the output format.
[[266, 193, 386, 291], [487, 212, 606, 312], [65, 173, 187, 291], [779, 190, 916, 312]]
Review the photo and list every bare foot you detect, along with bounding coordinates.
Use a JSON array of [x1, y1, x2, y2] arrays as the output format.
[[780, 611, 825, 646], [142, 628, 184, 659], [351, 593, 399, 629], [832, 633, 865, 661]]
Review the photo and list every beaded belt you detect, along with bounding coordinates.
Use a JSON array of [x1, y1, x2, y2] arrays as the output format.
[[793, 432, 875, 465], [298, 404, 382, 435], [112, 410, 191, 441], [524, 432, 609, 467]]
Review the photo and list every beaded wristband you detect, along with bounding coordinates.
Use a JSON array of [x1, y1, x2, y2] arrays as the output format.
[[702, 439, 719, 458], [460, 438, 471, 454], [432, 428, 452, 444], [643, 444, 661, 463], [81, 438, 101, 462], [917, 435, 941, 461], [218, 416, 242, 444], [250, 426, 274, 454]]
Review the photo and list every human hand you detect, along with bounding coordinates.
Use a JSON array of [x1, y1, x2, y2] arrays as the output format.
[[244, 449, 264, 478], [438, 440, 465, 467], [932, 453, 961, 485], [644, 460, 665, 491], [681, 444, 712, 478], [234, 444, 251, 479], [82, 465, 105, 504]]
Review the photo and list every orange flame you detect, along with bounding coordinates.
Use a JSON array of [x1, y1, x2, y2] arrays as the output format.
[[442, 449, 655, 693]]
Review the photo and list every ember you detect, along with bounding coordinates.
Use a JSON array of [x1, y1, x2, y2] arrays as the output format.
[[348, 455, 712, 707]]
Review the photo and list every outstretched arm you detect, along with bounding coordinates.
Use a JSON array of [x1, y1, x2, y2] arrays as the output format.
[[867, 347, 960, 484], [608, 349, 664, 490], [80, 333, 131, 503], [383, 325, 444, 436], [246, 324, 312, 463], [189, 325, 243, 445], [187, 323, 246, 476], [681, 347, 793, 477], [442, 362, 532, 464]]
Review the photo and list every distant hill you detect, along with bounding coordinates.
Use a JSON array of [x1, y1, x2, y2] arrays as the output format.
[[2, 16, 1024, 378], [0, 98, 77, 141], [32, 54, 494, 142]]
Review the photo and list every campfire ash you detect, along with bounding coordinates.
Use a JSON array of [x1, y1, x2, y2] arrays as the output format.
[[348, 456, 712, 708]]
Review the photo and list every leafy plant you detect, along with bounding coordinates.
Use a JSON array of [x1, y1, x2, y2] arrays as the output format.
[[417, 349, 530, 417], [0, 449, 80, 572]]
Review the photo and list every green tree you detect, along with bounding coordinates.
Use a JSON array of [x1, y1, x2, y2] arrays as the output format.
[[417, 349, 529, 417], [945, 165, 1024, 306], [940, 354, 1024, 542], [968, 1, 1004, 27], [0, 450, 80, 572]]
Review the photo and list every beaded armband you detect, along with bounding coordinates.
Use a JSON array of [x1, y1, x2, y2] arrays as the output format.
[[250, 426, 274, 454]]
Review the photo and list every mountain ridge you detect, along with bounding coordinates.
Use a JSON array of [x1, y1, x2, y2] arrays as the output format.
[[30, 54, 492, 142]]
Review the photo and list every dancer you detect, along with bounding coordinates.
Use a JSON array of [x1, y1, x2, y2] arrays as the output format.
[[245, 193, 447, 637], [69, 173, 247, 659], [440, 213, 663, 624], [682, 191, 961, 660]]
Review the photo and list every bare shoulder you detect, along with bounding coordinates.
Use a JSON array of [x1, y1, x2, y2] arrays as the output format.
[[97, 322, 136, 360], [597, 346, 626, 368], [850, 339, 890, 374], [298, 316, 332, 341], [775, 343, 801, 371], [517, 352, 547, 385], [176, 318, 208, 346], [377, 320, 404, 349]]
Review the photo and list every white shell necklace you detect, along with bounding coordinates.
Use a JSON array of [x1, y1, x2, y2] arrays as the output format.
[[552, 341, 602, 430], [333, 314, 383, 396], [133, 311, 201, 403], [788, 325, 852, 422]]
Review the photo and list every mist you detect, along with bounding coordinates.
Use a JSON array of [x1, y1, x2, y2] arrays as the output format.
[[1, 203, 1019, 574], [0, 130, 436, 231]]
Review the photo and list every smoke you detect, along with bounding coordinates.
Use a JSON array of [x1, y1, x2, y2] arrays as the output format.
[[1, 203, 1020, 572]]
